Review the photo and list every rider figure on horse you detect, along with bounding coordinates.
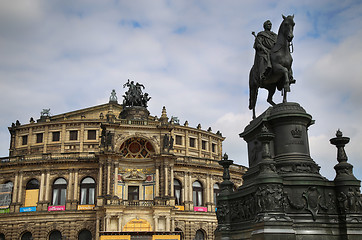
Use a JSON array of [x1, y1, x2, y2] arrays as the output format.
[[253, 20, 277, 85]]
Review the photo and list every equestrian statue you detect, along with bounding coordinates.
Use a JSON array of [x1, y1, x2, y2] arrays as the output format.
[[249, 15, 296, 119]]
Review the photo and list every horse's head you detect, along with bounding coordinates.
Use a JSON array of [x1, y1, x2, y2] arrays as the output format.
[[280, 15, 295, 42]]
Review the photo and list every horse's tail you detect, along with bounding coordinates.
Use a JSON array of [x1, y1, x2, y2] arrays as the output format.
[[249, 67, 258, 110]]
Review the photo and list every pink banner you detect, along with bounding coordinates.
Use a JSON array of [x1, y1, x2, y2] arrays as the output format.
[[48, 205, 65, 211], [194, 206, 207, 212]]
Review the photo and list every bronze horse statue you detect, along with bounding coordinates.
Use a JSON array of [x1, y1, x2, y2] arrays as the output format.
[[249, 15, 295, 119]]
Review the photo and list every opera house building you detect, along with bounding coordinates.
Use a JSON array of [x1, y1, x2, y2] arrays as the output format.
[[0, 84, 246, 240]]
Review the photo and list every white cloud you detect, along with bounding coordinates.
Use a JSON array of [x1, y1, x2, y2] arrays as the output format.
[[0, 0, 362, 183]]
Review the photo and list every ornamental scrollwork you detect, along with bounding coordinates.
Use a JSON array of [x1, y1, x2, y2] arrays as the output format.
[[338, 187, 362, 214], [255, 184, 284, 212]]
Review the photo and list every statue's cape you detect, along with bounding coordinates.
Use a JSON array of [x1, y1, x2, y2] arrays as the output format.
[[257, 31, 277, 41]]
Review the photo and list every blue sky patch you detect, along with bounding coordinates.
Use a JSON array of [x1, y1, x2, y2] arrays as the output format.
[[174, 26, 187, 34], [119, 19, 142, 29]]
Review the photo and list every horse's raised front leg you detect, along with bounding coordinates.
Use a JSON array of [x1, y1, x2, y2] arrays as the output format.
[[289, 68, 296, 84]]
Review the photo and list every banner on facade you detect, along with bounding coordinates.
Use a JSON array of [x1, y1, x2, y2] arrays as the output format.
[[77, 205, 95, 210], [194, 206, 207, 212], [20, 207, 36, 212], [174, 205, 184, 211], [0, 208, 9, 213], [100, 235, 130, 240], [152, 235, 180, 240], [24, 189, 39, 207], [48, 205, 65, 211]]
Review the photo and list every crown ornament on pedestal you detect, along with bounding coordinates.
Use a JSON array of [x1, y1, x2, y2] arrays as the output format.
[[291, 127, 302, 138]]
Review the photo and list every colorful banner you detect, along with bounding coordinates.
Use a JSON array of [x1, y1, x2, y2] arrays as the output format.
[[0, 208, 9, 213], [152, 235, 180, 240], [20, 207, 36, 212], [77, 205, 95, 210], [175, 205, 184, 211], [100, 236, 130, 240], [194, 206, 207, 212], [48, 205, 65, 211], [24, 189, 39, 207]]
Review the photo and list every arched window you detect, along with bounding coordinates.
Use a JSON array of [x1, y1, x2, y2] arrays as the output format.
[[49, 230, 62, 240], [25, 179, 40, 207], [174, 179, 182, 205], [21, 231, 32, 240], [78, 229, 92, 240], [175, 228, 183, 240], [0, 181, 13, 209], [192, 181, 203, 206], [80, 177, 96, 205], [52, 178, 67, 206], [0, 233, 5, 240], [213, 183, 220, 206], [194, 229, 205, 240]]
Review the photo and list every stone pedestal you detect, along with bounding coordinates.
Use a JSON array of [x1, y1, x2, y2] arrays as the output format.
[[215, 102, 362, 240], [119, 106, 150, 120]]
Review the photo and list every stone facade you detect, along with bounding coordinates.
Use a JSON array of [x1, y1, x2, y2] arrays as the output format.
[[0, 96, 246, 240]]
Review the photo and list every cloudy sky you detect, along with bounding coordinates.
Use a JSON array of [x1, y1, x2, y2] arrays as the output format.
[[0, 0, 362, 182]]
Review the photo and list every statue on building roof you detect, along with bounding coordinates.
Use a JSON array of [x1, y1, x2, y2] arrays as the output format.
[[122, 79, 151, 108], [109, 89, 118, 103], [41, 109, 51, 117]]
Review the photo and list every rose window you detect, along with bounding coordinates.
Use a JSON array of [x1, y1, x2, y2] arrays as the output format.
[[120, 137, 155, 158]]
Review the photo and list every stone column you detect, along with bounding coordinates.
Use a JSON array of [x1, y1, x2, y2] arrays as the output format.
[[155, 165, 160, 197], [39, 171, 45, 202], [166, 215, 171, 231], [10, 172, 18, 212], [43, 125, 49, 153], [114, 163, 119, 196], [107, 163, 111, 195], [61, 125, 66, 153], [170, 165, 174, 197], [206, 173, 211, 211], [98, 164, 103, 196], [165, 164, 168, 196], [198, 132, 202, 158], [12, 172, 18, 204], [183, 172, 187, 203], [104, 216, 110, 231], [73, 170, 79, 209], [171, 218, 175, 232], [80, 123, 84, 152], [38, 171, 46, 210], [153, 215, 159, 231], [45, 171, 50, 202], [188, 172, 192, 205], [66, 170, 73, 209], [96, 217, 100, 240], [97, 164, 103, 206], [17, 171, 23, 203], [67, 170, 73, 201], [118, 213, 124, 232]]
